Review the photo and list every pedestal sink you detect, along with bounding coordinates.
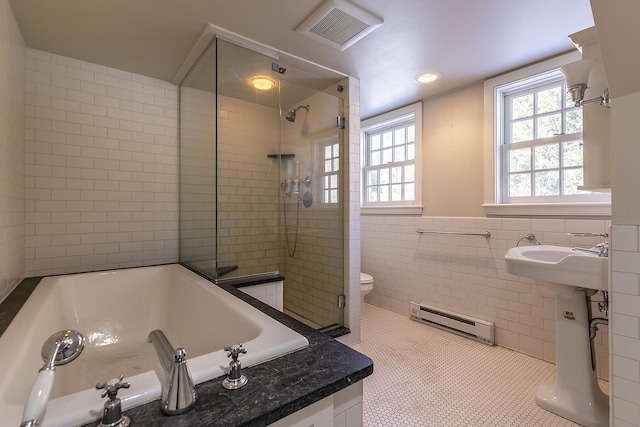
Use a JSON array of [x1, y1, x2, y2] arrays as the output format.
[[505, 245, 609, 427]]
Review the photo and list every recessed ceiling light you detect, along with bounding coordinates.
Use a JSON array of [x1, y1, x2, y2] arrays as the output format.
[[251, 77, 275, 90], [414, 72, 441, 84]]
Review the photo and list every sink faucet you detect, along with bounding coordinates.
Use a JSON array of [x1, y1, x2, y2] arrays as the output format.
[[567, 232, 609, 257], [147, 330, 197, 415], [573, 242, 609, 257]]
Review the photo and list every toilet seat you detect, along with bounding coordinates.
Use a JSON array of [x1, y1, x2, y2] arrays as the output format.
[[360, 272, 374, 319], [360, 272, 374, 285]]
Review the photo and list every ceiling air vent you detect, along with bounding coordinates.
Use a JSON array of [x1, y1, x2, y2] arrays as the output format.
[[296, 0, 383, 51]]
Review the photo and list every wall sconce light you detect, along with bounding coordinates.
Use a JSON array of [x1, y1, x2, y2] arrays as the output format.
[[560, 59, 611, 108], [251, 77, 275, 91]]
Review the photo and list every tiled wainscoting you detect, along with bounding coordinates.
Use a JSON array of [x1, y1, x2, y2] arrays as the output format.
[[361, 216, 610, 379], [238, 281, 284, 312], [610, 224, 640, 425]]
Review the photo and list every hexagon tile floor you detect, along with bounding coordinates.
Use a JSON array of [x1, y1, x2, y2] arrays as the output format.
[[351, 304, 610, 427]]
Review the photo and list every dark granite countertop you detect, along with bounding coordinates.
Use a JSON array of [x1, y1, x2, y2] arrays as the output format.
[[0, 266, 373, 427], [0, 276, 41, 337]]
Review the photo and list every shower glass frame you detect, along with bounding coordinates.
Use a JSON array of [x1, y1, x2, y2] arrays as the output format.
[[178, 38, 218, 276], [178, 37, 345, 329]]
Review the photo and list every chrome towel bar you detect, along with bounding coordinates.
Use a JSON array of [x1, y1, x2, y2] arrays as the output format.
[[566, 232, 608, 238], [416, 229, 491, 238]]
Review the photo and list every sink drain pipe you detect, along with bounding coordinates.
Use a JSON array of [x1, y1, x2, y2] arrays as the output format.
[[589, 317, 608, 371], [590, 318, 609, 340], [587, 291, 609, 372]]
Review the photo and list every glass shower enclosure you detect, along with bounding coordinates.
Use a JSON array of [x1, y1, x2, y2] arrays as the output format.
[[178, 38, 346, 330]]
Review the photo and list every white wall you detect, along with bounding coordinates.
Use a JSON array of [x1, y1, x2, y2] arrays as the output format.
[[23, 49, 179, 276], [0, 0, 25, 300], [422, 84, 485, 217]]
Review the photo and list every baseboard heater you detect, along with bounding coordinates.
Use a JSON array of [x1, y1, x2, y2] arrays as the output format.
[[410, 302, 495, 346]]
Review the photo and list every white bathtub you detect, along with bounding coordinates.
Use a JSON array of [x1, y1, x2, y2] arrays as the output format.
[[0, 264, 309, 426]]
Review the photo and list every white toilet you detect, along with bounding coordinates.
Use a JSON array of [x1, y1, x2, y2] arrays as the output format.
[[360, 272, 374, 318]]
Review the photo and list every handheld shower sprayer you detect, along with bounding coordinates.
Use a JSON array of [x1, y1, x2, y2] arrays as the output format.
[[285, 105, 310, 123], [21, 330, 85, 427]]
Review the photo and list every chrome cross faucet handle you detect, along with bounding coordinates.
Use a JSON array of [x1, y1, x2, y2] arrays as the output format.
[[225, 343, 247, 359], [95, 374, 130, 427], [222, 344, 248, 389]]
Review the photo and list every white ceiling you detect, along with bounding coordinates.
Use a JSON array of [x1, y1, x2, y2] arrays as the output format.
[[9, 0, 595, 118]]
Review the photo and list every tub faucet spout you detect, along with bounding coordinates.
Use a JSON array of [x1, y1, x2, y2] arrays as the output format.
[[147, 330, 197, 415]]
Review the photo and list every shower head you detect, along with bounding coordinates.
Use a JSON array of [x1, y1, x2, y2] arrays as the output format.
[[286, 105, 310, 122]]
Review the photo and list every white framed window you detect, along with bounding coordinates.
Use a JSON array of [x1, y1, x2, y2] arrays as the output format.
[[483, 52, 610, 217], [320, 140, 340, 204], [361, 102, 423, 215], [503, 75, 588, 202]]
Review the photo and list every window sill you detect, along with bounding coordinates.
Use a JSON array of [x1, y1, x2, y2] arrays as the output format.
[[361, 205, 424, 216], [483, 202, 611, 218]]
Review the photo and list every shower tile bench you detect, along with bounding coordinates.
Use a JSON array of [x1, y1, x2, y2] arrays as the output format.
[[0, 269, 373, 427]]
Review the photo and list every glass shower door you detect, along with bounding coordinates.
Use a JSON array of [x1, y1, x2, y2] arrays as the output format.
[[279, 80, 345, 330]]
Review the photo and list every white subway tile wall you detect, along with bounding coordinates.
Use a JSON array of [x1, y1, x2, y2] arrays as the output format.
[[0, 0, 25, 301], [178, 85, 216, 264], [340, 76, 361, 346], [24, 49, 178, 276], [179, 87, 282, 276], [217, 96, 280, 275], [19, 48, 358, 334], [239, 281, 283, 311], [611, 224, 640, 426], [361, 215, 610, 380]]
